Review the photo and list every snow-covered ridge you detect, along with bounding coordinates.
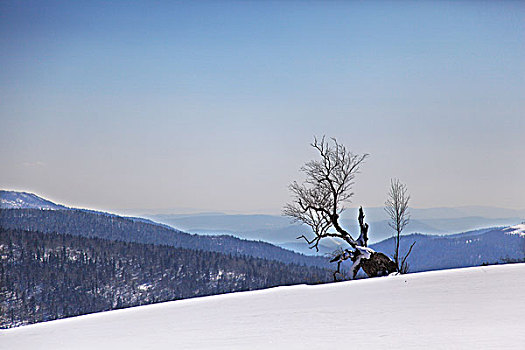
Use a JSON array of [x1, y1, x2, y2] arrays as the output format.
[[504, 223, 525, 237], [0, 190, 69, 210], [0, 190, 171, 228], [2, 263, 524, 350]]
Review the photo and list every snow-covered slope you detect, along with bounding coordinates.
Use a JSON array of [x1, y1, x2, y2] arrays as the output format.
[[0, 190, 69, 210], [504, 223, 525, 237], [2, 263, 524, 349]]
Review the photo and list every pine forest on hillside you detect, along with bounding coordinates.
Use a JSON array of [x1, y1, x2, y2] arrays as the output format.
[[0, 209, 329, 268], [0, 228, 331, 328]]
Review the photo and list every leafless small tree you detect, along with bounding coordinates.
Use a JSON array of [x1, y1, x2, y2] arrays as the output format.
[[385, 178, 415, 273], [284, 136, 397, 280]]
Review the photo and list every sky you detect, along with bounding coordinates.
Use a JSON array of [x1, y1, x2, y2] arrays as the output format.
[[1, 1, 524, 214]]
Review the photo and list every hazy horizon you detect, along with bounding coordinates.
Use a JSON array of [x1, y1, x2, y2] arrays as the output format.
[[2, 1, 524, 213], [2, 188, 524, 219]]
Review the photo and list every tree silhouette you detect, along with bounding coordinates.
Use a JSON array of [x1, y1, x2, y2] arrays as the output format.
[[284, 136, 397, 280]]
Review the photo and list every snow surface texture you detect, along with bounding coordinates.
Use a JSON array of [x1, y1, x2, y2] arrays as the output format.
[[504, 223, 525, 237], [2, 264, 524, 350]]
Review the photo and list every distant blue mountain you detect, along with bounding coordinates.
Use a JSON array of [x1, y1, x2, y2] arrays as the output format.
[[281, 225, 525, 273], [2, 190, 524, 274], [146, 208, 524, 245], [370, 227, 525, 273]]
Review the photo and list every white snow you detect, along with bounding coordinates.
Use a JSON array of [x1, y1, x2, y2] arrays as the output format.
[[356, 245, 374, 258], [349, 245, 374, 277], [2, 263, 525, 349], [504, 224, 525, 237]]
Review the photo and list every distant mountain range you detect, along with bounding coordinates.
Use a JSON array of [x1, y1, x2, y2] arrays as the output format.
[[2, 190, 524, 272], [142, 207, 524, 249], [0, 190, 328, 268], [371, 225, 525, 272]]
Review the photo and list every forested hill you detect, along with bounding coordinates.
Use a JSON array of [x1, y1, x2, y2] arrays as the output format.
[[0, 209, 329, 268], [371, 227, 525, 272], [0, 227, 332, 328]]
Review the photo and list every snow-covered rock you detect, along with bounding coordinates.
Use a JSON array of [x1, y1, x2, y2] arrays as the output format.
[[2, 263, 524, 349]]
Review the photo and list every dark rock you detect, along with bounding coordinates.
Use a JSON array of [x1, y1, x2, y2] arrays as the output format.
[[360, 252, 397, 277]]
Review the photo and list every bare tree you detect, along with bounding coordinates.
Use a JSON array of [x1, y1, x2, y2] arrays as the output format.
[[284, 136, 396, 280], [384, 178, 415, 273]]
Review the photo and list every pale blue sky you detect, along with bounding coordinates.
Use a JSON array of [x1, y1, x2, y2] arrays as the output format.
[[1, 1, 524, 213]]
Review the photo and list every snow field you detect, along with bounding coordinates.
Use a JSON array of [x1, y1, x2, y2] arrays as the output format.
[[1, 263, 524, 349]]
